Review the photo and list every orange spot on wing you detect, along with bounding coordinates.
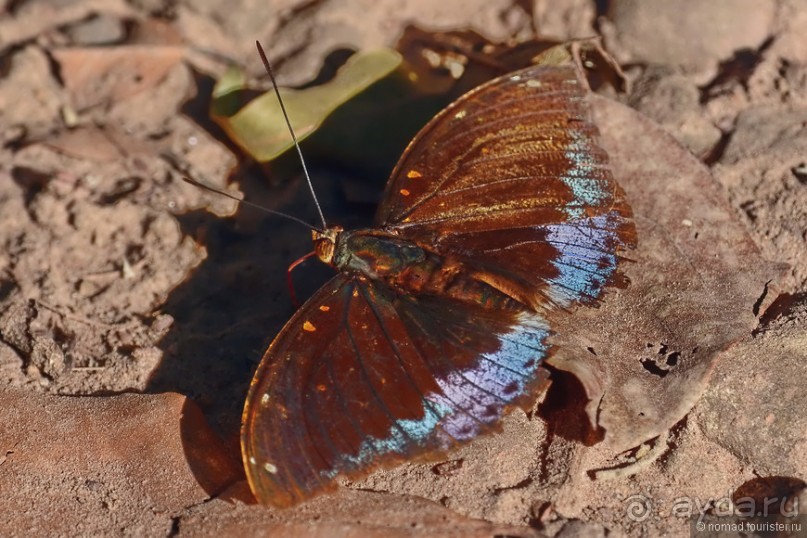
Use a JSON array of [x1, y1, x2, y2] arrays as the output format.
[[319, 305, 330, 312], [303, 321, 316, 332], [406, 170, 422, 179], [400, 189, 411, 196]]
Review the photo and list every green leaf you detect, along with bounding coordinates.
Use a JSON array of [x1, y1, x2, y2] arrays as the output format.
[[210, 66, 248, 118], [211, 48, 402, 162]]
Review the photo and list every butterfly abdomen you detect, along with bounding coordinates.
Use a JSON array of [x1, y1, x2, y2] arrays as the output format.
[[335, 229, 523, 311]]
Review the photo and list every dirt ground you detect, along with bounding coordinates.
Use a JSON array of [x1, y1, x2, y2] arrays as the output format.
[[1, 0, 806, 536]]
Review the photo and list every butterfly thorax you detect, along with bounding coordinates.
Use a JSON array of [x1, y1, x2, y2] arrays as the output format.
[[316, 228, 522, 311]]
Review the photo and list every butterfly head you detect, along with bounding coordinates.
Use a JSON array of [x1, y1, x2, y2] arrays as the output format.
[[312, 226, 343, 266]]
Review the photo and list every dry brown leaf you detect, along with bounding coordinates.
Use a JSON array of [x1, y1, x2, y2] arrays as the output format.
[[42, 126, 123, 162], [546, 95, 785, 452], [0, 390, 241, 536], [53, 45, 185, 111], [41, 125, 161, 162]]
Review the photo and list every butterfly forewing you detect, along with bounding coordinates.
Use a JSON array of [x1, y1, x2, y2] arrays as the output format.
[[377, 64, 636, 310]]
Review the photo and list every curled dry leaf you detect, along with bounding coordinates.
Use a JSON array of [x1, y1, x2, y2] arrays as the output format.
[[397, 26, 627, 99], [545, 95, 785, 452], [52, 45, 185, 112]]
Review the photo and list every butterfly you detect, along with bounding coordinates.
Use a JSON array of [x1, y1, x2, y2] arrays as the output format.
[[241, 60, 636, 507]]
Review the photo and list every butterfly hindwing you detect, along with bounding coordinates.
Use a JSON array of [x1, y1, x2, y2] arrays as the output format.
[[242, 275, 551, 506]]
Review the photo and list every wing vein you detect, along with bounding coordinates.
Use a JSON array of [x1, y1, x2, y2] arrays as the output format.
[[357, 283, 459, 445], [397, 304, 493, 426], [433, 105, 587, 154], [393, 149, 608, 224], [343, 295, 416, 447]]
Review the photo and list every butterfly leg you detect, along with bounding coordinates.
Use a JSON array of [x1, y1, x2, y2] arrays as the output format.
[[286, 251, 316, 307]]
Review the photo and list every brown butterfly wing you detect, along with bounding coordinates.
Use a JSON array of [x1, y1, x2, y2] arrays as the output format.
[[376, 64, 636, 310], [242, 275, 550, 507], [243, 63, 636, 507]]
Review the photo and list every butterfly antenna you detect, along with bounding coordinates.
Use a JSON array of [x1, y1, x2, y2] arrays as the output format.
[[181, 176, 323, 233], [255, 40, 328, 230]]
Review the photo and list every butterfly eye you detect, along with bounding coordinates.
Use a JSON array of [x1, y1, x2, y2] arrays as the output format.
[[313, 228, 341, 265], [314, 238, 335, 265]]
